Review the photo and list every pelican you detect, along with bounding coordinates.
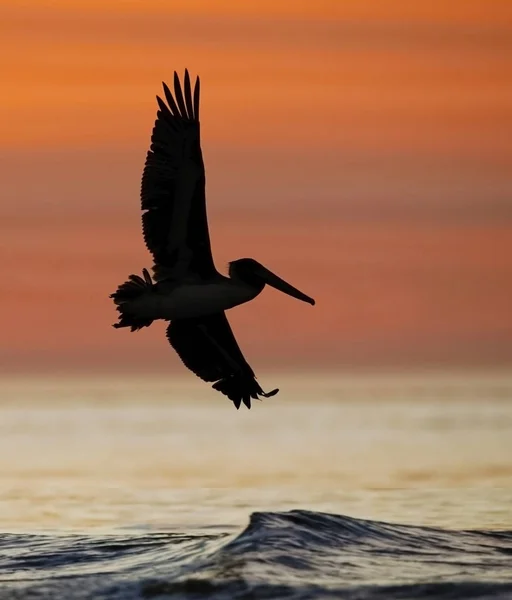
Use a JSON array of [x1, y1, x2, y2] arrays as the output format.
[[110, 70, 315, 409]]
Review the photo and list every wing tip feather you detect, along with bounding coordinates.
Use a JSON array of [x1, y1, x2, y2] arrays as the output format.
[[157, 71, 200, 122]]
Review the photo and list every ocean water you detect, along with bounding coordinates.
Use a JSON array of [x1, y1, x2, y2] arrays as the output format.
[[1, 373, 511, 599]]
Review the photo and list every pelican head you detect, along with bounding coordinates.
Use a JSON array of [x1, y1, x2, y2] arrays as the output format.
[[229, 258, 315, 305]]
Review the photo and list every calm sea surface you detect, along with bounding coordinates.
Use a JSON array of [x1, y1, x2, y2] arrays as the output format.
[[1, 373, 511, 599]]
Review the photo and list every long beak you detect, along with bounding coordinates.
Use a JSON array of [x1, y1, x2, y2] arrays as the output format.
[[258, 266, 315, 305]]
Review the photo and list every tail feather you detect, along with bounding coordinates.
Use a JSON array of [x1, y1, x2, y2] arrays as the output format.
[[110, 268, 154, 332]]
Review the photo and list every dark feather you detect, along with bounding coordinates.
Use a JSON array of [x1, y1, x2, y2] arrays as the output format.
[[110, 270, 154, 332], [166, 313, 279, 409], [184, 69, 194, 119], [193, 77, 200, 121], [173, 71, 188, 119], [142, 268, 153, 286], [162, 82, 181, 118], [140, 71, 217, 280], [156, 95, 173, 120]]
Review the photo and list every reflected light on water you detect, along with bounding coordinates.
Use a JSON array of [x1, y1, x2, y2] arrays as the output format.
[[0, 373, 511, 531]]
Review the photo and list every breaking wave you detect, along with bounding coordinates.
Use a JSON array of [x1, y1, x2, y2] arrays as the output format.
[[1, 510, 512, 599]]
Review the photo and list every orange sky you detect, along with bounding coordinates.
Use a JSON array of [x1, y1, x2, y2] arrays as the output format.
[[1, 0, 511, 372]]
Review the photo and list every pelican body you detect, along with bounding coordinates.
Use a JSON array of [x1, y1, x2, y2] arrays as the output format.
[[110, 71, 315, 409]]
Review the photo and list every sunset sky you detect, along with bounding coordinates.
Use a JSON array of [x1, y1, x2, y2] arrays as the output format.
[[1, 0, 511, 373]]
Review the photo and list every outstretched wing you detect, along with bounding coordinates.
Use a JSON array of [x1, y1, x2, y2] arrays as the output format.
[[141, 70, 217, 281], [166, 313, 279, 409]]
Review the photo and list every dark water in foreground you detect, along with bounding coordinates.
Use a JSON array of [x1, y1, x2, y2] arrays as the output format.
[[1, 510, 512, 600]]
